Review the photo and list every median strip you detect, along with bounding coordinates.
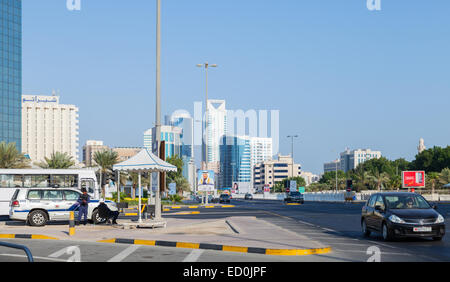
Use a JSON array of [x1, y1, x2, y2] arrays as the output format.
[[97, 238, 332, 256], [0, 234, 59, 240]]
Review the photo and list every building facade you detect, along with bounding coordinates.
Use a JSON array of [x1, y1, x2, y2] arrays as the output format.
[[254, 154, 302, 190], [82, 140, 109, 167], [0, 0, 21, 150], [143, 129, 152, 150], [22, 95, 79, 163], [219, 135, 251, 188], [204, 99, 227, 172], [249, 137, 273, 184], [112, 147, 142, 162], [147, 125, 182, 160], [324, 159, 340, 173], [340, 148, 382, 172]]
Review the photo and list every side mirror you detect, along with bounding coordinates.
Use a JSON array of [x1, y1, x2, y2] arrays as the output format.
[[432, 205, 437, 210]]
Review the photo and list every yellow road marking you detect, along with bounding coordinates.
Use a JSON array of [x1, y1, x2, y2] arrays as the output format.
[[222, 246, 248, 253], [176, 242, 200, 249]]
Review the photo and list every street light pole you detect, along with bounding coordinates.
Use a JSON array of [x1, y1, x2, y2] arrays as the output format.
[[287, 135, 299, 178], [154, 0, 162, 220], [197, 62, 217, 205]]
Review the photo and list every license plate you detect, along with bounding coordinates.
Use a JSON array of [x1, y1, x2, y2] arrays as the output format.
[[413, 227, 432, 232]]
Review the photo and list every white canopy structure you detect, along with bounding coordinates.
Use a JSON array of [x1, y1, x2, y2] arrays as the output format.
[[113, 148, 177, 223], [113, 148, 177, 173]]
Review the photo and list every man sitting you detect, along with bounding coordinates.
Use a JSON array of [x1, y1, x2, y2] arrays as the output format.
[[98, 201, 119, 225]]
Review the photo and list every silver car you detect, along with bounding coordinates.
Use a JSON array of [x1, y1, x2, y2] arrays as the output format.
[[9, 188, 118, 226]]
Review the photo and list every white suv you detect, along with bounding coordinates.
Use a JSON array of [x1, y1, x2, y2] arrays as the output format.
[[9, 188, 118, 226]]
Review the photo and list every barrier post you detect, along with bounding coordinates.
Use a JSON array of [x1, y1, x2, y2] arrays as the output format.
[[69, 211, 75, 236]]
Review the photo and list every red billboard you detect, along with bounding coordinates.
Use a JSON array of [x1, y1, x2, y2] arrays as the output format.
[[402, 171, 426, 188]]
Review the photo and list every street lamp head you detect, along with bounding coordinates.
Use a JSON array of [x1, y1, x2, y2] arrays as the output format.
[[210, 64, 218, 68], [196, 64, 203, 67]]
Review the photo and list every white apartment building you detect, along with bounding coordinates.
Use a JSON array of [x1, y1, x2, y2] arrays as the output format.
[[254, 154, 302, 190], [300, 171, 320, 186], [340, 148, 382, 172], [22, 95, 79, 163], [249, 137, 273, 185], [204, 99, 227, 171]]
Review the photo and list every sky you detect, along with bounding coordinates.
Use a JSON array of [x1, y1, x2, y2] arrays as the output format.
[[22, 0, 450, 174]]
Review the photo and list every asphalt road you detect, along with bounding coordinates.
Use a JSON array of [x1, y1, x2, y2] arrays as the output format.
[[1, 200, 449, 262]]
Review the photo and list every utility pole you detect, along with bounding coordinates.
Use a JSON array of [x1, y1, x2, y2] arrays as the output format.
[[154, 0, 162, 220], [287, 135, 299, 178]]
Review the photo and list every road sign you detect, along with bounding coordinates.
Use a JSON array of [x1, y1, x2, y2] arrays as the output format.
[[168, 183, 176, 195], [402, 171, 426, 188]]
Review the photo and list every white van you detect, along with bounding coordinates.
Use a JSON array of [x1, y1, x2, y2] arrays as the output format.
[[0, 169, 100, 216], [9, 188, 118, 226]]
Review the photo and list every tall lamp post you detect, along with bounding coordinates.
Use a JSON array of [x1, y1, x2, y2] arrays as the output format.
[[197, 62, 217, 205], [154, 0, 162, 220], [287, 135, 299, 178]]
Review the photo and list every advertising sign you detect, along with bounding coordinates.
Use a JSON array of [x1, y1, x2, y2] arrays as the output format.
[[197, 170, 215, 192], [264, 185, 271, 193], [402, 171, 426, 188], [168, 183, 176, 196], [289, 180, 297, 193]]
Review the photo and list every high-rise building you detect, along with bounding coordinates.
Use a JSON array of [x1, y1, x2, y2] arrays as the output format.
[[249, 137, 273, 184], [22, 95, 79, 163], [146, 125, 182, 160], [83, 140, 109, 167], [143, 129, 152, 150], [253, 154, 302, 190], [340, 148, 381, 172], [204, 99, 227, 171], [0, 0, 22, 150], [219, 135, 251, 188], [324, 159, 341, 173]]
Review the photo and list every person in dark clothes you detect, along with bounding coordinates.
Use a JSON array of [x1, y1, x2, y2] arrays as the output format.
[[77, 188, 90, 225], [98, 201, 119, 225]]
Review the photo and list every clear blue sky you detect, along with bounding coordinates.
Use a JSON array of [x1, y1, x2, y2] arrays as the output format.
[[22, 1, 450, 174]]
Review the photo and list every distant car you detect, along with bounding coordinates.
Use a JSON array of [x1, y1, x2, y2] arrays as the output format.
[[219, 194, 231, 204], [284, 191, 304, 204], [244, 193, 253, 200], [361, 192, 446, 241]]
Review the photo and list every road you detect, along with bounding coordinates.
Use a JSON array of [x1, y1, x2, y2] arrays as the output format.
[[0, 199, 449, 262]]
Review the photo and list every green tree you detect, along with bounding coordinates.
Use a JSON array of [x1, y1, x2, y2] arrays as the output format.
[[367, 170, 390, 191], [93, 149, 119, 198], [427, 172, 440, 194], [438, 168, 450, 187], [128, 172, 150, 199], [410, 146, 450, 173], [0, 142, 31, 169], [306, 183, 331, 192], [37, 152, 75, 169], [165, 155, 190, 194]]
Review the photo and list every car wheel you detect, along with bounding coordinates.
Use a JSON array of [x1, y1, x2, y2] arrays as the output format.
[[361, 219, 371, 237], [92, 209, 106, 224], [28, 210, 48, 227], [382, 222, 394, 241], [432, 236, 443, 241]]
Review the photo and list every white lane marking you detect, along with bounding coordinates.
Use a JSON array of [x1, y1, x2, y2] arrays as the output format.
[[182, 249, 204, 262], [331, 249, 413, 256], [0, 253, 67, 262], [107, 245, 141, 262]]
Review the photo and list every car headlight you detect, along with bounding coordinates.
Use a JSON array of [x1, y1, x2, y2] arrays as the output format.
[[389, 214, 405, 224], [435, 214, 445, 224]]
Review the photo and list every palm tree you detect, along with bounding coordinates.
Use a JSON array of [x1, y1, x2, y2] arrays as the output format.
[[0, 142, 31, 169], [37, 152, 75, 169], [367, 170, 390, 191], [428, 172, 440, 195], [93, 150, 119, 198], [128, 172, 150, 199], [438, 168, 450, 188]]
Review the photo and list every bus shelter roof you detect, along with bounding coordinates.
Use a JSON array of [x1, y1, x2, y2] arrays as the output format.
[[112, 148, 177, 173]]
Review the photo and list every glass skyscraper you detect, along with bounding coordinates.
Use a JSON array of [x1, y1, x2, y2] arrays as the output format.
[[219, 135, 251, 188], [0, 0, 21, 150]]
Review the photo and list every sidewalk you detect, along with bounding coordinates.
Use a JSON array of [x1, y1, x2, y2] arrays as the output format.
[[0, 216, 327, 251]]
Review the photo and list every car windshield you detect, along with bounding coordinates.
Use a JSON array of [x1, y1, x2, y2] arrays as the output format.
[[384, 195, 431, 209], [290, 192, 301, 196]]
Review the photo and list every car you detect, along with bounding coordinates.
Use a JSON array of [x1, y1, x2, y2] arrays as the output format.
[[361, 192, 446, 241], [284, 191, 304, 204], [244, 193, 253, 200], [9, 188, 118, 226], [219, 194, 231, 203]]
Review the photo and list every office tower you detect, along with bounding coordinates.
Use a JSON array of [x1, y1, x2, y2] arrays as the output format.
[[254, 154, 302, 190], [0, 0, 21, 150], [112, 147, 142, 162], [340, 148, 382, 172], [22, 95, 79, 163], [143, 129, 152, 150], [204, 99, 227, 172], [219, 135, 251, 188], [249, 137, 273, 184]]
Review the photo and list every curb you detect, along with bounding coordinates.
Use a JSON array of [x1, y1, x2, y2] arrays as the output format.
[[0, 234, 59, 240], [97, 238, 332, 256]]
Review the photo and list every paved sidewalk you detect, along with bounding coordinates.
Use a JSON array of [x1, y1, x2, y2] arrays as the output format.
[[0, 216, 327, 250]]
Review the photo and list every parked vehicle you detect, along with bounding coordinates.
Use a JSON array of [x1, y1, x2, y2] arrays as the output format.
[[9, 188, 118, 226], [219, 194, 231, 203], [361, 192, 446, 241], [284, 191, 304, 204]]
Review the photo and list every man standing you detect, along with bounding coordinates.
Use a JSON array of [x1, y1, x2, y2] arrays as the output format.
[[77, 188, 90, 225]]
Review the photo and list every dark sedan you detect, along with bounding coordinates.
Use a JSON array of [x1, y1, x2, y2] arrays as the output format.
[[244, 193, 253, 200], [284, 191, 304, 204], [219, 194, 231, 203], [361, 192, 446, 241]]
